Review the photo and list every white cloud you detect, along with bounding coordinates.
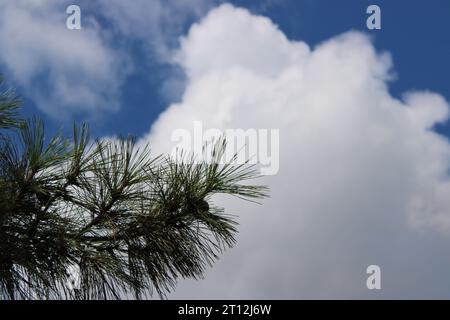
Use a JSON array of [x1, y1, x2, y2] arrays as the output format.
[[0, 0, 129, 117], [139, 4, 450, 298]]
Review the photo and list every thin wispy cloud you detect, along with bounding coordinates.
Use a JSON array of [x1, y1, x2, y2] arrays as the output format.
[[0, 0, 210, 118]]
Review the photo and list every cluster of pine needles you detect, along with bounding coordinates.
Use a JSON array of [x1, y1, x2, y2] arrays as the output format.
[[0, 77, 268, 300]]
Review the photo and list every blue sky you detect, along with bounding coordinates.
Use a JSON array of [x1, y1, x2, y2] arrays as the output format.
[[4, 0, 450, 139]]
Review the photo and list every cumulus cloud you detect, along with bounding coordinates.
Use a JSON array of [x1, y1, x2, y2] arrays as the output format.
[[139, 4, 450, 298]]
